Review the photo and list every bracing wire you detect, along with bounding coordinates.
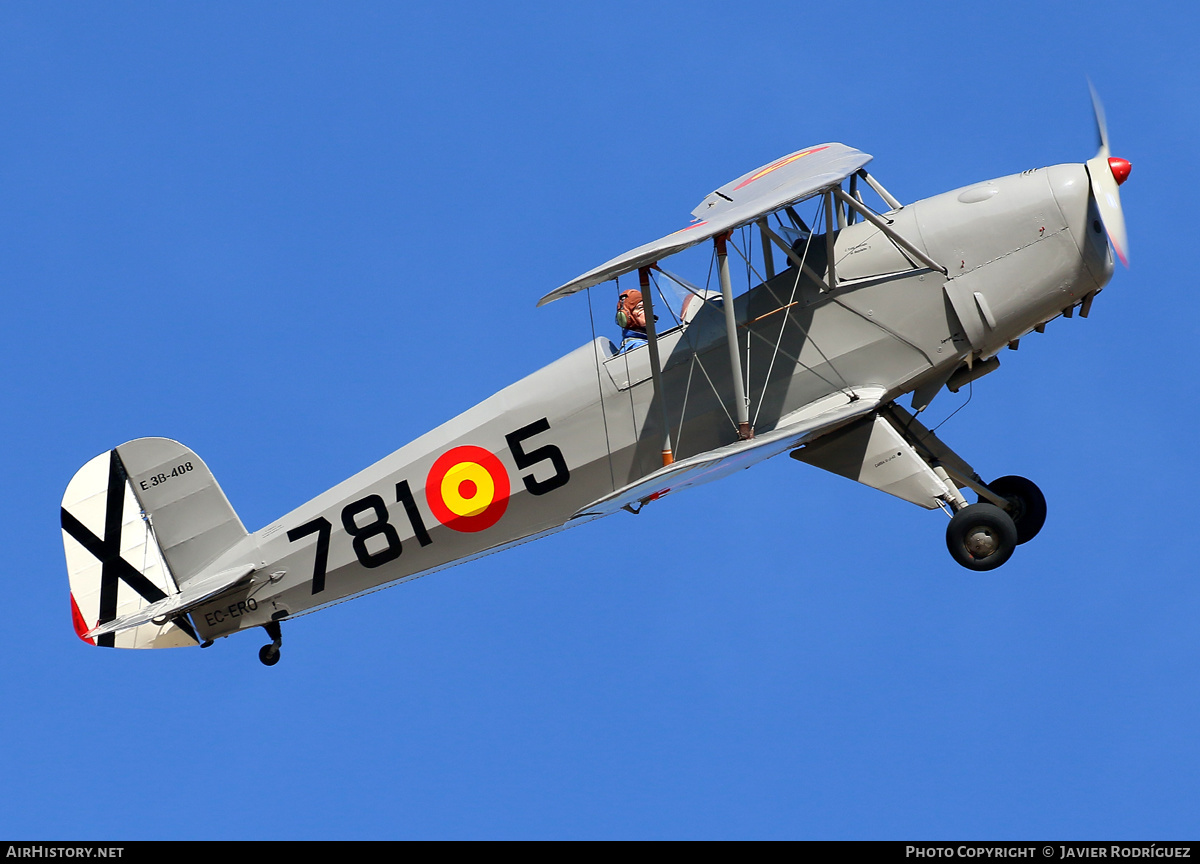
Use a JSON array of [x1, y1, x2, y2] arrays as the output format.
[[724, 197, 856, 407], [743, 200, 832, 426], [674, 355, 697, 457], [653, 253, 738, 434], [741, 225, 751, 421]]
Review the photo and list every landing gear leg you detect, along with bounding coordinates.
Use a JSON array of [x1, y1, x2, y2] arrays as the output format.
[[791, 404, 1037, 572], [259, 620, 282, 666], [876, 405, 1032, 571]]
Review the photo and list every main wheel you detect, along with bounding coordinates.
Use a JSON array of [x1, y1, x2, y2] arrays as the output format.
[[981, 475, 1046, 545], [946, 503, 1018, 571], [259, 644, 281, 666]]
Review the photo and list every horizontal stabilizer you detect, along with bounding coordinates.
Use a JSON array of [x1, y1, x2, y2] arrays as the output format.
[[573, 387, 884, 518], [84, 563, 255, 639]]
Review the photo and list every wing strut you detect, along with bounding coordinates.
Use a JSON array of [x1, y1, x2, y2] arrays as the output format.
[[858, 169, 902, 211], [639, 267, 675, 466], [757, 220, 826, 287], [715, 233, 753, 440], [758, 220, 776, 280], [824, 192, 837, 291]]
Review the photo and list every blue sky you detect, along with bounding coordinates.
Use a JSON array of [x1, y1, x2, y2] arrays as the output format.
[[3, 0, 1197, 840]]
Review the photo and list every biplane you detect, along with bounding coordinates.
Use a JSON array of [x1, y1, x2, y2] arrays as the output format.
[[61, 91, 1130, 664]]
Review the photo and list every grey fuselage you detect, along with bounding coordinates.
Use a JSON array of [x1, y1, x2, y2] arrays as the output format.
[[190, 161, 1112, 641]]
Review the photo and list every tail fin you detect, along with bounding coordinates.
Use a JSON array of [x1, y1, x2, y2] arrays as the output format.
[[61, 438, 248, 649]]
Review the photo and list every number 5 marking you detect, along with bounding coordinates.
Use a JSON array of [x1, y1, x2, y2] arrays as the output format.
[[505, 418, 570, 496]]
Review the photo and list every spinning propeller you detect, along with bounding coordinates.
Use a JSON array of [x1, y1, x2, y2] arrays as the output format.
[[1085, 83, 1131, 267]]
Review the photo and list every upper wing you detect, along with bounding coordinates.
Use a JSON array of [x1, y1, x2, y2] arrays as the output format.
[[538, 143, 872, 306], [572, 387, 885, 518]]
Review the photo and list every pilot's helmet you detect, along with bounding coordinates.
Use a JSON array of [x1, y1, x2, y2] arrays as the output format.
[[616, 289, 644, 331]]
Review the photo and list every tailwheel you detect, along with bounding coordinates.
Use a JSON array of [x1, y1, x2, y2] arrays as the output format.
[[946, 503, 1018, 571], [259, 619, 283, 666], [259, 644, 281, 666], [981, 475, 1046, 545]]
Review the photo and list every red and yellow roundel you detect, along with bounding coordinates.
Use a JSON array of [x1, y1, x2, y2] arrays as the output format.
[[425, 446, 511, 533]]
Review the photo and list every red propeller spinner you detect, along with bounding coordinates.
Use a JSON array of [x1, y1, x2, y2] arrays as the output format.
[[1108, 157, 1131, 185]]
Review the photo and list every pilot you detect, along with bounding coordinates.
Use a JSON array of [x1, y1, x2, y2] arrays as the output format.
[[616, 288, 649, 352]]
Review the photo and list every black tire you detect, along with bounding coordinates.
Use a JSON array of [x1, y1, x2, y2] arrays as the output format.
[[946, 503, 1019, 571], [259, 644, 281, 666], [981, 475, 1046, 545]]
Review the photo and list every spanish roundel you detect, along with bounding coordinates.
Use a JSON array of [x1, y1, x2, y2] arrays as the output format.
[[425, 446, 511, 533]]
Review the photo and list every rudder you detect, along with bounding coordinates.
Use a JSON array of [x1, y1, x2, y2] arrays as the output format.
[[61, 438, 248, 649]]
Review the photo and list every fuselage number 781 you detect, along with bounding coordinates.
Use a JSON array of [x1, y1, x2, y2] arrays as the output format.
[[286, 417, 569, 595]]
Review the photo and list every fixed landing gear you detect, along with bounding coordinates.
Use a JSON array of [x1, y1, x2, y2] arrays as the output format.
[[787, 400, 1047, 572], [980, 475, 1046, 545], [259, 618, 283, 666], [946, 503, 1018, 571], [945, 475, 1046, 571]]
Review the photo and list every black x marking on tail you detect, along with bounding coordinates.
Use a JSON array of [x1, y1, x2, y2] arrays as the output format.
[[61, 450, 197, 646]]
